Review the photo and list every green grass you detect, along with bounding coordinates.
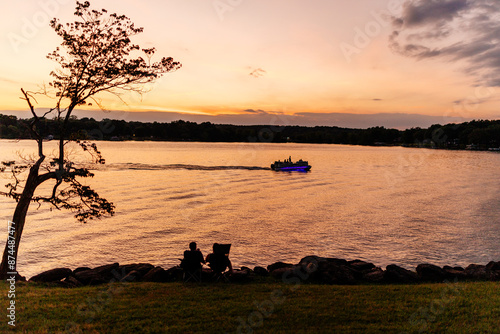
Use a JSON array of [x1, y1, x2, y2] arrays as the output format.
[[1, 280, 499, 333]]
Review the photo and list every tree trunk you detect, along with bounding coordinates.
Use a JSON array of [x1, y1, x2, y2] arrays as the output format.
[[0, 162, 42, 280]]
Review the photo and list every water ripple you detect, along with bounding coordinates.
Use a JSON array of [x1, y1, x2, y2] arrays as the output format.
[[106, 163, 271, 171]]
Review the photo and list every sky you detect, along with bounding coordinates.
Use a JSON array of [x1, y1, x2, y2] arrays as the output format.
[[1, 0, 500, 129]]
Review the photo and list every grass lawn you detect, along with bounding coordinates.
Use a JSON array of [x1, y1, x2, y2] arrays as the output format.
[[1, 280, 499, 333]]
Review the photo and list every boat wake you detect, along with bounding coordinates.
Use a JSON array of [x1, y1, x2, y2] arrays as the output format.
[[105, 163, 271, 171]]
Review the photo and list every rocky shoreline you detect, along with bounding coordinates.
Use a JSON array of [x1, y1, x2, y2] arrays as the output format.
[[21, 256, 500, 287]]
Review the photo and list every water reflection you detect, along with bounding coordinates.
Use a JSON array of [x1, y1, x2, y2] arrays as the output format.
[[0, 140, 499, 278]]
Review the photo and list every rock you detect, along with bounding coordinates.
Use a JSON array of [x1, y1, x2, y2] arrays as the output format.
[[230, 269, 251, 282], [271, 264, 318, 283], [316, 265, 357, 284], [14, 274, 26, 282], [298, 255, 326, 267], [298, 256, 348, 268], [118, 263, 155, 279], [267, 261, 294, 273], [465, 264, 490, 280], [486, 261, 500, 281], [92, 263, 120, 281], [253, 266, 269, 276], [296, 256, 355, 283], [363, 267, 385, 283], [317, 262, 359, 285], [63, 276, 84, 288], [486, 261, 500, 272], [270, 267, 294, 279], [73, 267, 91, 274], [348, 260, 376, 273], [442, 266, 467, 281], [165, 266, 184, 282], [384, 265, 419, 283], [284, 257, 360, 285], [141, 267, 170, 283], [74, 269, 108, 285], [416, 264, 446, 282], [120, 270, 139, 283], [30, 268, 72, 283]]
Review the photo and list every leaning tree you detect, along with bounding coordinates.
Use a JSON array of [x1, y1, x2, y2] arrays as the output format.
[[0, 1, 181, 279]]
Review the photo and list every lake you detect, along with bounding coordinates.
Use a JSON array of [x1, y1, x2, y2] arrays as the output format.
[[1, 139, 499, 278]]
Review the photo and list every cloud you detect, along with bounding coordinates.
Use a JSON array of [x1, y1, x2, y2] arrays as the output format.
[[249, 68, 266, 78], [243, 109, 268, 114], [390, 0, 500, 86], [0, 76, 21, 85], [400, 0, 468, 27]]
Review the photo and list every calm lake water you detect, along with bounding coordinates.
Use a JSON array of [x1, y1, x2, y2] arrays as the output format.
[[1, 140, 499, 278]]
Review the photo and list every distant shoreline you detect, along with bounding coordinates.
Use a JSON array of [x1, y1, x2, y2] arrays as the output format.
[[2, 137, 499, 155], [1, 114, 499, 151]]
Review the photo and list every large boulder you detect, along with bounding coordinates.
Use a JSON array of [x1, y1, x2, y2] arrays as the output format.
[[416, 264, 447, 282], [384, 265, 419, 283], [230, 269, 252, 282], [74, 269, 108, 285], [120, 270, 139, 283], [442, 266, 467, 281], [165, 266, 184, 282], [118, 263, 155, 279], [141, 267, 170, 283], [465, 264, 490, 280], [30, 268, 72, 283], [63, 276, 84, 288], [73, 267, 91, 274], [486, 261, 500, 281], [486, 261, 500, 272], [348, 260, 376, 273], [290, 257, 361, 284], [298, 256, 348, 268], [267, 262, 294, 273], [253, 266, 269, 276], [92, 263, 120, 281], [270, 267, 294, 280], [296, 256, 356, 283], [317, 260, 360, 285], [14, 273, 26, 282], [318, 265, 357, 284], [362, 267, 385, 283]]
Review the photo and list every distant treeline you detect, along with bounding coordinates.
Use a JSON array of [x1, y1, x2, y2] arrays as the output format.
[[1, 114, 500, 150]]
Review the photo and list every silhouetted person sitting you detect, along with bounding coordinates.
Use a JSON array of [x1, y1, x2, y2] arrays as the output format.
[[180, 242, 205, 281], [205, 243, 233, 279]]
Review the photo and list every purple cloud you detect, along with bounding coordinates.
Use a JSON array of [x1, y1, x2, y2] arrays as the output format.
[[390, 0, 500, 86]]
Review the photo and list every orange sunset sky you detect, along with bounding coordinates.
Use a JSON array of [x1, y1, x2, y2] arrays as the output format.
[[1, 0, 500, 128]]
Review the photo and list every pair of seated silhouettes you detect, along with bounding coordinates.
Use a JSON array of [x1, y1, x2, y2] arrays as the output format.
[[181, 242, 233, 280]]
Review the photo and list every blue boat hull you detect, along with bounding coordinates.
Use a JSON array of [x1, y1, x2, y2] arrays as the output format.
[[272, 165, 311, 172], [271, 157, 311, 172]]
